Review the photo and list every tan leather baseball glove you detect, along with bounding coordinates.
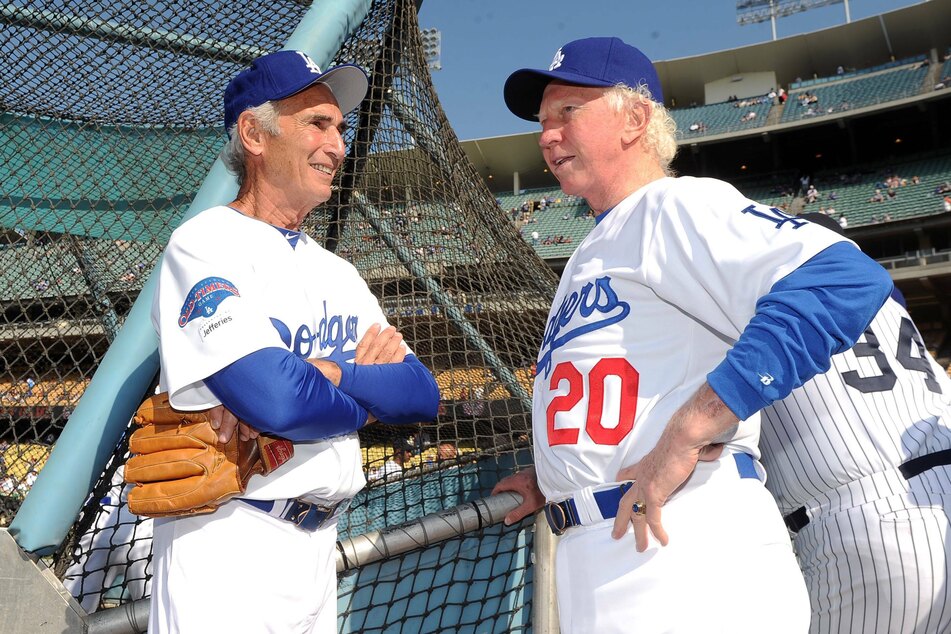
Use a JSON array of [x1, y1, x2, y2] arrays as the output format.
[[124, 393, 293, 518]]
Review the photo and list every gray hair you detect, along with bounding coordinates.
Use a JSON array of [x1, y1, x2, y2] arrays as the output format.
[[603, 83, 678, 175], [219, 101, 281, 187]]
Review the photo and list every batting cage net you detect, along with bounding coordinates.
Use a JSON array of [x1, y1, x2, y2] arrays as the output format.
[[0, 0, 557, 631]]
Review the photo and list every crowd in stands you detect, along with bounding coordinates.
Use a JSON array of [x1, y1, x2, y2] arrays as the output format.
[[366, 435, 467, 483], [534, 234, 573, 246], [504, 152, 951, 261]]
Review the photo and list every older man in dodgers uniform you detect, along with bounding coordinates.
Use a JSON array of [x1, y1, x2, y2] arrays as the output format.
[[492, 37, 893, 632], [147, 50, 439, 633]]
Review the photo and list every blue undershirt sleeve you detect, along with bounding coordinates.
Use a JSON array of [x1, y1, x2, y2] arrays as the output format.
[[204, 347, 369, 442], [337, 354, 440, 424], [708, 242, 892, 420]]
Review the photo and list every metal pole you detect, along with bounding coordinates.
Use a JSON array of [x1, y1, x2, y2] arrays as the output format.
[[844, 0, 851, 24], [531, 513, 560, 633], [336, 491, 522, 572], [770, 0, 777, 41], [10, 0, 374, 556], [67, 236, 121, 342], [879, 14, 894, 60]]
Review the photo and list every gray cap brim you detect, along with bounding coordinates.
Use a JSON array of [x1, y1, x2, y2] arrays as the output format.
[[315, 64, 369, 115]]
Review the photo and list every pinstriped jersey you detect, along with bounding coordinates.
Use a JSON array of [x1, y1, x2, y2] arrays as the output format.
[[760, 297, 951, 513], [532, 176, 847, 500]]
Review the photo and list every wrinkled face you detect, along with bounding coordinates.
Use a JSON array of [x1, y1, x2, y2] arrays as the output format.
[[260, 83, 348, 207], [537, 82, 630, 211]]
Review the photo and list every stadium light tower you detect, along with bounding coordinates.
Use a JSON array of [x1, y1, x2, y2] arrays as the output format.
[[420, 27, 442, 71], [737, 0, 851, 40]]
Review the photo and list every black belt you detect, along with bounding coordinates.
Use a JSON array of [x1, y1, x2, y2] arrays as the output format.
[[784, 449, 951, 533]]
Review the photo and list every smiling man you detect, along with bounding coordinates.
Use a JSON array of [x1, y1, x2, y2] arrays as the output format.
[[146, 50, 439, 633], [492, 37, 895, 633]]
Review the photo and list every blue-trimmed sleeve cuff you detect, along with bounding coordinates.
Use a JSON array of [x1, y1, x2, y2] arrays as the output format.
[[707, 358, 770, 421]]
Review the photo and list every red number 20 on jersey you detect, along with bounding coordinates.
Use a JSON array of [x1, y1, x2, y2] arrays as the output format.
[[545, 358, 639, 446]]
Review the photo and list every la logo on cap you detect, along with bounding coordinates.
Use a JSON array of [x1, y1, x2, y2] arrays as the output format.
[[549, 48, 564, 71], [296, 51, 322, 75]]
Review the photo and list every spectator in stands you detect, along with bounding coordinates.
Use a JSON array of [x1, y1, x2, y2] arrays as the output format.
[[437, 441, 459, 461], [370, 440, 415, 481], [778, 87, 787, 104], [798, 174, 811, 195], [24, 377, 35, 398], [828, 190, 838, 201], [870, 189, 885, 203], [836, 65, 845, 75], [531, 230, 539, 246], [805, 184, 819, 204], [887, 188, 898, 200], [0, 475, 16, 496], [944, 195, 951, 213], [883, 213, 892, 222], [936, 181, 951, 195], [740, 110, 757, 122], [838, 214, 848, 228]]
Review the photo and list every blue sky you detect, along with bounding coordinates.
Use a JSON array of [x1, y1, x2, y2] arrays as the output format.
[[417, 0, 922, 140]]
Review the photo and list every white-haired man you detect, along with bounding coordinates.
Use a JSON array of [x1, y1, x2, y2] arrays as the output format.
[[146, 50, 439, 632], [492, 36, 892, 633]]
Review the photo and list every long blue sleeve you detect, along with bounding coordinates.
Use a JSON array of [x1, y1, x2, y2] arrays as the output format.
[[708, 242, 892, 420], [337, 354, 440, 424], [204, 347, 369, 442]]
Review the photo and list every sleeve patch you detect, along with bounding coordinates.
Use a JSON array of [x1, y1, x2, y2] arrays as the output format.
[[178, 277, 240, 327]]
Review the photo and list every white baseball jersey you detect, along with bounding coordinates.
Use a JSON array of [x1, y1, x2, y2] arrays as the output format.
[[532, 176, 847, 500], [62, 467, 152, 613], [761, 296, 951, 514], [152, 205, 393, 503]]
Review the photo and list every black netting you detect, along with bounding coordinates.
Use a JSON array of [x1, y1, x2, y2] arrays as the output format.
[[1, 0, 554, 630]]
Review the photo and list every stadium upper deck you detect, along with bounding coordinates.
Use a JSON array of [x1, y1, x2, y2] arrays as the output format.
[[460, 0, 951, 194]]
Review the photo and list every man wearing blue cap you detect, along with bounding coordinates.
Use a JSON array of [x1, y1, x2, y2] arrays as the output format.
[[493, 37, 893, 632], [145, 50, 439, 632]]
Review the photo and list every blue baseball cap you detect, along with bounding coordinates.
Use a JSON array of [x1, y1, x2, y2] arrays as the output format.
[[504, 37, 663, 121], [224, 50, 369, 133]]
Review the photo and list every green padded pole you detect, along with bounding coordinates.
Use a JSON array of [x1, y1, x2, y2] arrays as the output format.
[[10, 0, 373, 555]]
